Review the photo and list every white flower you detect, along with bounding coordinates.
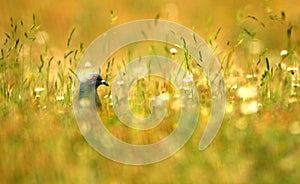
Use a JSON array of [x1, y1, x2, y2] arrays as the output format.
[[230, 84, 238, 90], [245, 74, 256, 79], [159, 92, 170, 101], [292, 82, 300, 87], [240, 100, 259, 115], [237, 85, 257, 99], [280, 50, 288, 56], [170, 48, 178, 55], [117, 80, 125, 85], [288, 95, 298, 104], [85, 62, 92, 68], [34, 87, 45, 93], [183, 72, 193, 83], [56, 95, 64, 101], [287, 65, 298, 75]]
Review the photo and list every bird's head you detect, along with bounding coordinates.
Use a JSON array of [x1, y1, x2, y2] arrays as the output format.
[[78, 73, 109, 107], [79, 73, 109, 99], [92, 73, 109, 88]]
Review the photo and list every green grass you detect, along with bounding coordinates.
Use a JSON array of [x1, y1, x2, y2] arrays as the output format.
[[1, 5, 300, 184]]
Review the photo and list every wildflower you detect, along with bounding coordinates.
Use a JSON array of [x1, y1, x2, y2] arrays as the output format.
[[288, 95, 298, 104], [226, 76, 238, 90], [56, 95, 64, 101], [117, 80, 125, 85], [292, 82, 300, 88], [280, 50, 288, 56], [153, 96, 164, 106], [85, 62, 92, 68], [240, 100, 259, 115], [237, 85, 257, 99], [245, 74, 256, 79], [159, 92, 170, 101], [104, 94, 112, 99], [34, 87, 45, 93], [287, 65, 298, 75], [230, 84, 238, 90], [170, 48, 178, 55], [183, 72, 193, 83]]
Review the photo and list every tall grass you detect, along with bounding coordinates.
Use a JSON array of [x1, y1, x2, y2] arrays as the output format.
[[0, 15, 84, 110], [0, 9, 300, 183]]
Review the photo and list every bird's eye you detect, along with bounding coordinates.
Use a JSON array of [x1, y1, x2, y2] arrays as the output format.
[[93, 76, 97, 81]]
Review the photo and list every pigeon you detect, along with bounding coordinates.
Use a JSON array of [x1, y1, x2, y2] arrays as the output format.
[[78, 72, 109, 107]]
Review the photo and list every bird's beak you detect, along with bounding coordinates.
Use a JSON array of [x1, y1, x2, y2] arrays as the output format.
[[101, 79, 109, 86]]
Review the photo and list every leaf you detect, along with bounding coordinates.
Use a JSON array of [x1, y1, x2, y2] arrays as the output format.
[[33, 14, 36, 25], [48, 57, 53, 68], [15, 39, 19, 49], [68, 68, 79, 80], [4, 33, 11, 39], [235, 38, 244, 48], [67, 28, 76, 47], [199, 50, 203, 62], [38, 54, 45, 73], [281, 11, 286, 21], [243, 28, 256, 38], [64, 50, 74, 59], [265, 57, 270, 71], [214, 27, 222, 40], [80, 43, 84, 52], [1, 49, 4, 59]]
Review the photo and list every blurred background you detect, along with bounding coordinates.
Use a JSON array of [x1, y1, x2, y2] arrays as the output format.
[[1, 0, 300, 183], [1, 0, 299, 49]]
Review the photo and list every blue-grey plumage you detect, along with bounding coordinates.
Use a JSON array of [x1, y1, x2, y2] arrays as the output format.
[[78, 73, 109, 107]]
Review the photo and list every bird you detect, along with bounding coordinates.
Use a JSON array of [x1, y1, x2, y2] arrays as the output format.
[[78, 72, 109, 107]]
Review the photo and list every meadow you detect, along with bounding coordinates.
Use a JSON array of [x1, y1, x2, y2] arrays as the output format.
[[1, 0, 300, 183]]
